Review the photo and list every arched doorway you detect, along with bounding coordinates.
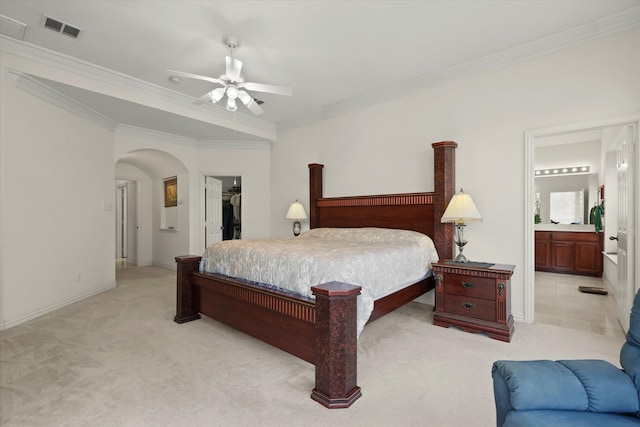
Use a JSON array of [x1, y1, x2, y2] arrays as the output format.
[[115, 149, 188, 269]]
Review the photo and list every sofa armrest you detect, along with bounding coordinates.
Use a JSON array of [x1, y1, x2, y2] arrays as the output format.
[[492, 366, 514, 427], [621, 342, 640, 419], [492, 360, 639, 415]]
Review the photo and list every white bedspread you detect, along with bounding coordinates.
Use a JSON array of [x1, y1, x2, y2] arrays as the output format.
[[200, 227, 439, 336]]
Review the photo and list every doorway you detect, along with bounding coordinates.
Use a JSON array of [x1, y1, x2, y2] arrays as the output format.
[[524, 115, 639, 327], [204, 175, 242, 250], [114, 179, 138, 266], [116, 183, 127, 259]]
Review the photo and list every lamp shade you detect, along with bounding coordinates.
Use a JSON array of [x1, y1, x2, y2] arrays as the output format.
[[441, 189, 482, 224], [285, 201, 308, 220]]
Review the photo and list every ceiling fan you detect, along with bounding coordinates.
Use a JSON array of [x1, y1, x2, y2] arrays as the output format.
[[168, 37, 292, 115]]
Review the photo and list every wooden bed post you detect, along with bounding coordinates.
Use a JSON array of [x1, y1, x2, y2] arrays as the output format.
[[311, 282, 362, 408], [309, 163, 324, 229], [432, 141, 457, 260], [174, 255, 202, 324]]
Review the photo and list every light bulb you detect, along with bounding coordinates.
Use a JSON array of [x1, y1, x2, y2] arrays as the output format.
[[209, 88, 225, 103], [226, 86, 239, 99], [226, 97, 237, 112]]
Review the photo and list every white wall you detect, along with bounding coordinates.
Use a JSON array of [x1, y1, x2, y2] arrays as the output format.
[[535, 140, 602, 174], [0, 51, 116, 328], [271, 27, 640, 321]]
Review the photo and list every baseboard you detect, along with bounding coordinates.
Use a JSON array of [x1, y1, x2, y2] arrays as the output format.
[[0, 281, 116, 330], [512, 311, 526, 323], [152, 261, 177, 272]]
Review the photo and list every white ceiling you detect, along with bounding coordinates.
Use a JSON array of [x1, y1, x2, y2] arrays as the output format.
[[1, 1, 639, 142]]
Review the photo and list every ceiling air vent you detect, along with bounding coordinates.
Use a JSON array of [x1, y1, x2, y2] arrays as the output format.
[[41, 15, 82, 39]]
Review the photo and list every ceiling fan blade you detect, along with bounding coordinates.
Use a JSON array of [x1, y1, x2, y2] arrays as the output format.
[[239, 81, 292, 96], [167, 70, 224, 86], [225, 56, 243, 82], [238, 90, 264, 115], [194, 93, 211, 105]]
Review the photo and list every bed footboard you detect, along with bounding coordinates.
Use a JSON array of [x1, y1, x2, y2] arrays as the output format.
[[174, 256, 363, 408], [311, 282, 362, 408]]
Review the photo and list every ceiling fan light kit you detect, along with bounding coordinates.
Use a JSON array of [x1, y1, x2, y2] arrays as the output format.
[[209, 87, 225, 103], [169, 36, 292, 115]]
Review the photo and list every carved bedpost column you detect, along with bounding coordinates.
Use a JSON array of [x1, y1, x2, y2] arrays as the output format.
[[432, 141, 457, 260], [309, 163, 324, 229], [311, 282, 362, 408], [174, 255, 202, 324]]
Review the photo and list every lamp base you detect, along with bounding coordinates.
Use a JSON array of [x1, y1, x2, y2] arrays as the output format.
[[453, 223, 469, 263], [454, 252, 469, 263], [292, 221, 301, 236]]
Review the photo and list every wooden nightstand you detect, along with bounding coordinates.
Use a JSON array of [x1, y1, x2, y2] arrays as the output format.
[[432, 260, 515, 342]]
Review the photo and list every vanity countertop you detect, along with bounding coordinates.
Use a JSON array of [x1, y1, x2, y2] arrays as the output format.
[[535, 224, 596, 232]]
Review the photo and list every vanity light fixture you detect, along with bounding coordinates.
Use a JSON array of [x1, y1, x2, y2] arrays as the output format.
[[535, 166, 590, 177]]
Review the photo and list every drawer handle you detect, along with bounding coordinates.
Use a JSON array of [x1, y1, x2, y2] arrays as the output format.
[[461, 281, 475, 289], [462, 301, 475, 310]]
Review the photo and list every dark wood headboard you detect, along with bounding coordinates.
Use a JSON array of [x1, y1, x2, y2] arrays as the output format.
[[309, 141, 457, 260]]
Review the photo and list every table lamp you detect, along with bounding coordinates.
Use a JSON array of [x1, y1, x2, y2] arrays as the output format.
[[285, 200, 308, 236], [441, 189, 482, 263]]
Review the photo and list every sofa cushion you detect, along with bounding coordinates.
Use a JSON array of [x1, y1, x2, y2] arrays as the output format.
[[559, 360, 639, 414], [505, 410, 640, 427], [494, 360, 639, 414], [494, 360, 588, 411]]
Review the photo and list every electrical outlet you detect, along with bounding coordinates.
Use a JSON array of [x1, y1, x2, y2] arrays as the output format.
[[75, 272, 80, 281]]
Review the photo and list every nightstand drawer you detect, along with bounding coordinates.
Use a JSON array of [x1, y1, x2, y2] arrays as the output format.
[[444, 294, 496, 322], [442, 273, 494, 300]]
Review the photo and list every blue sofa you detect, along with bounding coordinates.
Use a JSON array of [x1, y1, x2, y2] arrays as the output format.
[[492, 290, 640, 426]]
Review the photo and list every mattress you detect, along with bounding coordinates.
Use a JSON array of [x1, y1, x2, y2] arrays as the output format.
[[200, 227, 439, 335]]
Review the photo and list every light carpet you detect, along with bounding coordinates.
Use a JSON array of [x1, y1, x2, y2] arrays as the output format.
[[0, 266, 626, 426]]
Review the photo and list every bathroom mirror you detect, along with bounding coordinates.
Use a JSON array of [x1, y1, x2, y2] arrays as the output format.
[[550, 190, 584, 224], [534, 173, 597, 224]]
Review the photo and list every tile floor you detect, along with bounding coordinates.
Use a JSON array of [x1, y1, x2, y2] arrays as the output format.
[[535, 271, 624, 338]]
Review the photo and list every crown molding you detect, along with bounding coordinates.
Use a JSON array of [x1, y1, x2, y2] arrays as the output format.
[[12, 71, 118, 131], [278, 6, 640, 131], [115, 124, 272, 150]]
